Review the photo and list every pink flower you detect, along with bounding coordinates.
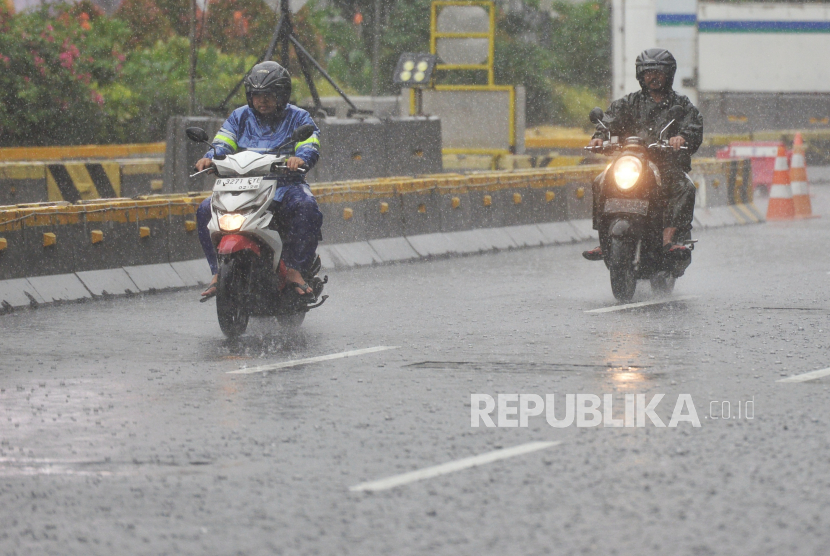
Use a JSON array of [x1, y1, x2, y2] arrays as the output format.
[[59, 51, 74, 68], [90, 90, 104, 105], [59, 44, 80, 69], [46, 25, 54, 31]]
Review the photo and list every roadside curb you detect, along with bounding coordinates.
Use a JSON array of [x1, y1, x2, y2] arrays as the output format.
[[0, 211, 764, 314]]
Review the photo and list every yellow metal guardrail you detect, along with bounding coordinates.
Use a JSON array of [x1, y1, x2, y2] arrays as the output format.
[[0, 143, 166, 162]]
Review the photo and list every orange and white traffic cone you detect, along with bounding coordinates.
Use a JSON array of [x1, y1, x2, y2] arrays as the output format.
[[766, 145, 795, 221], [790, 133, 815, 218]]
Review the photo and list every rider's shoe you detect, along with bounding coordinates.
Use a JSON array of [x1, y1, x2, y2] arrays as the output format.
[[200, 274, 218, 299], [663, 243, 691, 260], [582, 246, 604, 261]]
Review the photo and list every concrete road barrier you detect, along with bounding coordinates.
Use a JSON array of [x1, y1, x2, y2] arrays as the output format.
[[0, 159, 760, 311], [1, 159, 166, 204]]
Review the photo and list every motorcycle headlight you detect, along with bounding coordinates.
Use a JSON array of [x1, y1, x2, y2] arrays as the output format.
[[613, 156, 642, 190], [218, 213, 246, 232]]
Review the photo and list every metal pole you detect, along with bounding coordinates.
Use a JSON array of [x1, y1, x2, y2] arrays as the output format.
[[295, 46, 324, 116], [288, 35, 359, 112], [279, 0, 290, 67], [371, 0, 380, 97], [188, 0, 197, 115]]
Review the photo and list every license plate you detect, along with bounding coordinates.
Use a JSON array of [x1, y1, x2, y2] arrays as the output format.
[[604, 198, 649, 215], [214, 177, 262, 191]]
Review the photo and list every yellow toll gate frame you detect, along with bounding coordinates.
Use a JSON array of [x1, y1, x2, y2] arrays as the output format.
[[424, 1, 515, 160], [430, 0, 496, 85]]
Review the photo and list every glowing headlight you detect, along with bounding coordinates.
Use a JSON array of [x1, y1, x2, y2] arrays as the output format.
[[218, 213, 246, 231], [613, 156, 643, 190]]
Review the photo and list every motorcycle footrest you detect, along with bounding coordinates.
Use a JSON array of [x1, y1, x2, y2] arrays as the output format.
[[303, 295, 328, 312]]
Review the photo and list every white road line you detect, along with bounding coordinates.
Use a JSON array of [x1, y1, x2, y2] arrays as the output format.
[[777, 367, 830, 383], [227, 345, 399, 375], [585, 295, 699, 314], [349, 441, 561, 492]]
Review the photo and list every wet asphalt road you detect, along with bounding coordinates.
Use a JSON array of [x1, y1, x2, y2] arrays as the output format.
[[2, 186, 830, 556]]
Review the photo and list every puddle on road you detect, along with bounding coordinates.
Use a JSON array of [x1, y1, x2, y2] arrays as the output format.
[[406, 360, 655, 374], [404, 361, 674, 388]]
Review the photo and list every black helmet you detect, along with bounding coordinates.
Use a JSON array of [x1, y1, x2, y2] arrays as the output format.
[[635, 48, 677, 90], [244, 61, 292, 115]]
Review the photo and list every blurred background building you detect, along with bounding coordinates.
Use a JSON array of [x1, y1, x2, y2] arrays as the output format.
[[614, 0, 830, 132]]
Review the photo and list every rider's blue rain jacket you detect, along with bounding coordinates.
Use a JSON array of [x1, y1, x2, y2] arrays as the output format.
[[204, 104, 320, 200]]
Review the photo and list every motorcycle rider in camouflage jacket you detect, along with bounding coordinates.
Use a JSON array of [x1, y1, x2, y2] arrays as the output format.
[[583, 48, 703, 261]]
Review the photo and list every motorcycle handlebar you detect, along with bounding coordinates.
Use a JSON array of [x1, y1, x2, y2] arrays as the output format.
[[583, 143, 688, 154], [270, 163, 307, 174], [189, 166, 215, 179], [647, 143, 689, 152]]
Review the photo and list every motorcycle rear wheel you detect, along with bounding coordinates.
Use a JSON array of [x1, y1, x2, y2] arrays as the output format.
[[216, 257, 249, 338], [650, 271, 676, 296], [608, 238, 637, 303]]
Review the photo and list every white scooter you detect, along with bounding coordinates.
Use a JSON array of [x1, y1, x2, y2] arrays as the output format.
[[187, 125, 327, 337]]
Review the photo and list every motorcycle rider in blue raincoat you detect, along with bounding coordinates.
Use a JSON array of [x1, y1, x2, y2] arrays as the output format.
[[194, 61, 322, 299]]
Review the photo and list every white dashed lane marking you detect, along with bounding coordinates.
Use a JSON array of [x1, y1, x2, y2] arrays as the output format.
[[349, 441, 561, 492], [777, 367, 830, 383], [228, 346, 399, 375], [585, 295, 699, 314]]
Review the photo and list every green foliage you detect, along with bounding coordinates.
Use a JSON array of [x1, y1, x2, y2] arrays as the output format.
[[100, 37, 255, 142], [203, 0, 277, 55], [550, 83, 607, 128], [0, 2, 129, 146], [317, 0, 610, 125], [306, 0, 371, 94], [154, 0, 192, 37], [547, 1, 610, 90], [309, 0, 432, 95], [494, 35, 556, 125], [0, 0, 612, 145], [115, 0, 175, 49]]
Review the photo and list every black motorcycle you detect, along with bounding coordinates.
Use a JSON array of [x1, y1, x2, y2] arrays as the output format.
[[584, 106, 694, 302]]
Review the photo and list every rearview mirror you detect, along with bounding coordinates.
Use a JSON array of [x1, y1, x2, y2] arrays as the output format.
[[589, 107, 604, 124], [668, 106, 685, 121], [292, 124, 316, 143], [186, 127, 209, 143]]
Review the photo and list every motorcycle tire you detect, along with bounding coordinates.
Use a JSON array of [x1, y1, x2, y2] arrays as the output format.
[[650, 271, 676, 296], [276, 312, 305, 328], [216, 257, 249, 338], [608, 237, 637, 303]]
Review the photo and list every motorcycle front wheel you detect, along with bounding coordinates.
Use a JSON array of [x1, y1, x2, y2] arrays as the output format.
[[276, 312, 305, 328], [216, 257, 250, 338], [650, 271, 676, 296], [608, 237, 637, 303]]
